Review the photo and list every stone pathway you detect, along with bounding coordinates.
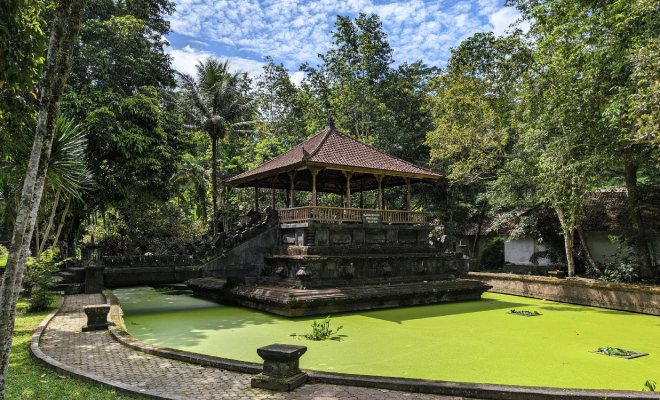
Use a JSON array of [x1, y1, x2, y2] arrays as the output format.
[[39, 294, 473, 400]]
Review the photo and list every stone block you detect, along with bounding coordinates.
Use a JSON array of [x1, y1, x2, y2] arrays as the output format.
[[85, 266, 105, 294], [386, 229, 398, 244], [82, 304, 112, 332], [251, 344, 307, 391]]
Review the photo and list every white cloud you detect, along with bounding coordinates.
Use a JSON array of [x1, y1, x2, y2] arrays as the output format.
[[166, 45, 212, 76], [290, 71, 305, 86], [488, 7, 529, 36], [165, 45, 266, 77], [168, 0, 511, 68]]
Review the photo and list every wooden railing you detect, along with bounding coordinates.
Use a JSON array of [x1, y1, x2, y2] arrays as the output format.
[[279, 206, 428, 224]]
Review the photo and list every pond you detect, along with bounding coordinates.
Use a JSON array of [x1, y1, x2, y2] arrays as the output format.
[[114, 286, 660, 391]]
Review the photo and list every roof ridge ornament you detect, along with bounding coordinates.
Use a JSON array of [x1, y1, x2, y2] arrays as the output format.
[[326, 115, 335, 129]]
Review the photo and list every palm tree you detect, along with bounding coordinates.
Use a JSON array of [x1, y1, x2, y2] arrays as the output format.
[[177, 57, 256, 234], [171, 154, 210, 224], [5, 116, 91, 258]]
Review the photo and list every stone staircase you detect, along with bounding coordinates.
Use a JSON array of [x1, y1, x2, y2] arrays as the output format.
[[55, 265, 86, 294]]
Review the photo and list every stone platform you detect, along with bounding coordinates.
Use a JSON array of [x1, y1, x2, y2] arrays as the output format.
[[187, 278, 491, 317], [189, 221, 491, 316]]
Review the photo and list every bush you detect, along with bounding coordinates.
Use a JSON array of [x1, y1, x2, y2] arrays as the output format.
[[477, 237, 505, 270], [22, 250, 65, 312]]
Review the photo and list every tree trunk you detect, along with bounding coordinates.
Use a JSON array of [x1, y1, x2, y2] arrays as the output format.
[[471, 201, 489, 258], [211, 137, 218, 235], [556, 208, 576, 277], [0, 0, 87, 396], [623, 161, 656, 279], [577, 224, 600, 273], [39, 189, 61, 256], [51, 195, 70, 251], [198, 187, 208, 227], [34, 218, 40, 260]]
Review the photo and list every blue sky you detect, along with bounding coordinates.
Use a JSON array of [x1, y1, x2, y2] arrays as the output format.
[[164, 0, 526, 82]]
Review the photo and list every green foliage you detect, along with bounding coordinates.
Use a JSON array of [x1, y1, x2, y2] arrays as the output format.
[[22, 250, 66, 312], [0, 244, 7, 267], [99, 201, 205, 255], [596, 347, 635, 357], [291, 316, 345, 341], [70, 15, 175, 95], [0, 0, 46, 93], [477, 237, 505, 270], [643, 380, 656, 392]]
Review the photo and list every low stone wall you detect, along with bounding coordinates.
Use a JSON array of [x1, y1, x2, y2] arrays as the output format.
[[104, 265, 206, 288], [468, 272, 660, 315]]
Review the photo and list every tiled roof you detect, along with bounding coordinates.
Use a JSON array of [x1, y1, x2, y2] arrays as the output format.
[[226, 123, 442, 184], [458, 187, 660, 236], [582, 187, 660, 231]]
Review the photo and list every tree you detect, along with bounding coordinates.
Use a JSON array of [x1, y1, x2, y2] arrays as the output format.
[[0, 0, 46, 158], [170, 154, 209, 224], [0, 0, 87, 396], [302, 13, 393, 140], [508, 0, 660, 278], [5, 116, 90, 258], [177, 58, 256, 234]]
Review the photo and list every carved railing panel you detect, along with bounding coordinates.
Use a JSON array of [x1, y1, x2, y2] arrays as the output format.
[[279, 206, 428, 224]]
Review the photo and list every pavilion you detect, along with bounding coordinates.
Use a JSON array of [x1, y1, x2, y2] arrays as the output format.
[[226, 117, 443, 224]]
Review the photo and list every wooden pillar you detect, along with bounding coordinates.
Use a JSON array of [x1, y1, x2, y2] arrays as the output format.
[[406, 178, 411, 211], [287, 171, 297, 208], [359, 183, 364, 209], [343, 171, 353, 208], [375, 174, 384, 210], [271, 178, 276, 209], [310, 169, 320, 207], [254, 182, 259, 211]]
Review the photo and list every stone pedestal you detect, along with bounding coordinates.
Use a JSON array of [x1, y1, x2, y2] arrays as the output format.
[[251, 344, 307, 391], [82, 304, 112, 332], [85, 266, 105, 294]]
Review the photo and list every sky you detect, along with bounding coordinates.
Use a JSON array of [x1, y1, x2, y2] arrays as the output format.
[[164, 0, 527, 83]]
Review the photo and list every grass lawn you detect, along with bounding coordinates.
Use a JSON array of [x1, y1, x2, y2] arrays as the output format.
[[6, 296, 127, 399], [117, 287, 660, 392]]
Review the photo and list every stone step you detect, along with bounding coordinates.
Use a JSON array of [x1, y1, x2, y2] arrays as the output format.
[[55, 282, 85, 295], [57, 271, 76, 284]]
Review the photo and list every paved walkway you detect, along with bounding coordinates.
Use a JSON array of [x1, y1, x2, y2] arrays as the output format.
[[39, 294, 472, 400]]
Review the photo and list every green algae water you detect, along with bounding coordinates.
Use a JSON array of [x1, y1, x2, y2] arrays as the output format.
[[114, 286, 660, 391]]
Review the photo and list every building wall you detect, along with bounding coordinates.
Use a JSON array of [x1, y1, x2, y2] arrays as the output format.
[[455, 234, 496, 258], [503, 234, 551, 266], [584, 231, 620, 263]]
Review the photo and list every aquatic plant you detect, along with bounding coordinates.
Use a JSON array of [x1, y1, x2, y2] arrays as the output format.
[[643, 380, 656, 392], [597, 347, 635, 357], [291, 316, 345, 341], [509, 309, 541, 316]]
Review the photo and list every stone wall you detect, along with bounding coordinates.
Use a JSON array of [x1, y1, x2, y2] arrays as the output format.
[[469, 272, 660, 315], [203, 225, 281, 285]]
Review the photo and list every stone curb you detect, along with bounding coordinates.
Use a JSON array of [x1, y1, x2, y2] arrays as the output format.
[[30, 296, 189, 400], [304, 371, 660, 400], [105, 290, 660, 400]]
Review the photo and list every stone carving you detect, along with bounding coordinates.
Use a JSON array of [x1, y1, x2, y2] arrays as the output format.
[[382, 263, 393, 276], [296, 267, 312, 279], [413, 263, 427, 275], [275, 266, 288, 278], [339, 264, 355, 278]]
